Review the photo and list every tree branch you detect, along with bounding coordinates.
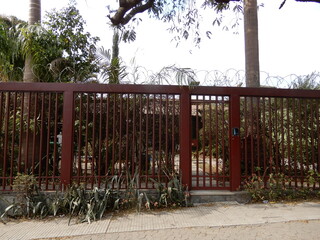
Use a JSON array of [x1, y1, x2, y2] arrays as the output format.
[[295, 0, 320, 3], [109, 0, 320, 26], [110, 0, 154, 26], [280, 0, 320, 9]]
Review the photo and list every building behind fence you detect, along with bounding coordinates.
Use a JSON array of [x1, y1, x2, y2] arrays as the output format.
[[0, 83, 319, 191]]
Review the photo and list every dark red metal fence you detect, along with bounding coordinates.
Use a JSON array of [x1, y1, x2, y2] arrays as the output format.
[[72, 92, 180, 189], [0, 90, 63, 190], [0, 83, 319, 191], [240, 96, 320, 188], [190, 94, 230, 189]]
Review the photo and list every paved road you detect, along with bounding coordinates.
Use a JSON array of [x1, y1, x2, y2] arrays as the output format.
[[1, 202, 320, 240]]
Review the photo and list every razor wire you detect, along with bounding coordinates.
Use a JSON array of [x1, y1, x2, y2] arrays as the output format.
[[121, 65, 320, 89]]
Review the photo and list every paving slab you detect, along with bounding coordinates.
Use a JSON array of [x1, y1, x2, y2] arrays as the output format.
[[0, 215, 111, 240], [0, 202, 320, 240]]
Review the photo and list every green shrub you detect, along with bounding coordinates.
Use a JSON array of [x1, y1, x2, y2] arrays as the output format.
[[244, 171, 320, 203], [1, 171, 191, 224]]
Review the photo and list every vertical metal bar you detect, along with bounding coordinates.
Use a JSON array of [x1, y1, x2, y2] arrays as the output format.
[[310, 100, 315, 177], [256, 97, 261, 174], [192, 95, 200, 187], [31, 93, 38, 175], [119, 94, 123, 183], [91, 93, 97, 189], [105, 94, 110, 180], [61, 90, 74, 188], [214, 96, 219, 186], [274, 98, 279, 174], [293, 98, 297, 187], [165, 94, 169, 178], [180, 88, 191, 188], [262, 97, 267, 177], [110, 94, 115, 183], [268, 97, 273, 176], [25, 92, 32, 174], [138, 94, 142, 188], [172, 95, 176, 172], [38, 93, 45, 188], [0, 92, 3, 136], [227, 98, 231, 185], [3, 92, 10, 190], [77, 94, 83, 184], [243, 97, 248, 178], [18, 92, 24, 173], [316, 100, 320, 187], [84, 94, 90, 186], [152, 94, 156, 180], [280, 98, 285, 174], [202, 96, 206, 187], [52, 93, 59, 189], [195, 96, 199, 187], [222, 96, 226, 187], [132, 94, 136, 177], [230, 94, 241, 191], [250, 97, 254, 176], [298, 99, 303, 186], [10, 92, 18, 189], [286, 98, 292, 187], [98, 93, 103, 187], [304, 99, 309, 187], [158, 94, 162, 182], [45, 93, 52, 190], [125, 94, 130, 188], [209, 97, 213, 188], [146, 94, 150, 187], [0, 93, 3, 190]]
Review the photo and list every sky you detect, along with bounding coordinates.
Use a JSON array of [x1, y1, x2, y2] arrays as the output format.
[[1, 0, 320, 85]]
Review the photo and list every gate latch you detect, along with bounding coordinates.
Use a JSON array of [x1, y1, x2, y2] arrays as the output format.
[[232, 127, 240, 136]]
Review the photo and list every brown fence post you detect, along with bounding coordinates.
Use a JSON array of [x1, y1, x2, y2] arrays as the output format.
[[60, 90, 74, 188], [230, 94, 241, 191], [180, 87, 192, 189]]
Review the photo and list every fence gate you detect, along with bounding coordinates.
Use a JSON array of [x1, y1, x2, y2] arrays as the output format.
[[190, 94, 231, 189]]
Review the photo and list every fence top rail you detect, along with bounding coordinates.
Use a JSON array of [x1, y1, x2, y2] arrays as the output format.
[[0, 82, 184, 94], [0, 82, 319, 98], [190, 86, 320, 98]]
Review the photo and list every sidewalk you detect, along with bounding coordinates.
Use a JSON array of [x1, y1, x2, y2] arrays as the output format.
[[1, 201, 320, 240]]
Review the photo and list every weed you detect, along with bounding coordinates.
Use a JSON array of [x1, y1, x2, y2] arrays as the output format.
[[244, 170, 320, 203]]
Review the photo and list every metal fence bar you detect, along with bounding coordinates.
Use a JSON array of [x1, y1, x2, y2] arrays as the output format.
[[180, 89, 191, 188], [60, 90, 74, 188], [230, 95, 241, 191]]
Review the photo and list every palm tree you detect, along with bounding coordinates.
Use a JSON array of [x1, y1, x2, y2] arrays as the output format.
[[20, 0, 41, 170], [243, 0, 260, 87], [23, 0, 41, 82]]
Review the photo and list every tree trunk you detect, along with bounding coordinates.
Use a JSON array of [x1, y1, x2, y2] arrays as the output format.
[[23, 0, 41, 83], [244, 0, 260, 88], [243, 0, 262, 177], [28, 0, 41, 25], [21, 0, 42, 173], [109, 29, 120, 84]]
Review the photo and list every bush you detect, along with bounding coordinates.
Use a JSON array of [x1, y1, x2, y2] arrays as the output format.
[[1, 171, 191, 224], [244, 171, 320, 203]]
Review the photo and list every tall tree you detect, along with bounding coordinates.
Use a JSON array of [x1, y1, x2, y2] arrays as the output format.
[[44, 3, 100, 82], [243, 0, 260, 87], [23, 0, 41, 83]]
